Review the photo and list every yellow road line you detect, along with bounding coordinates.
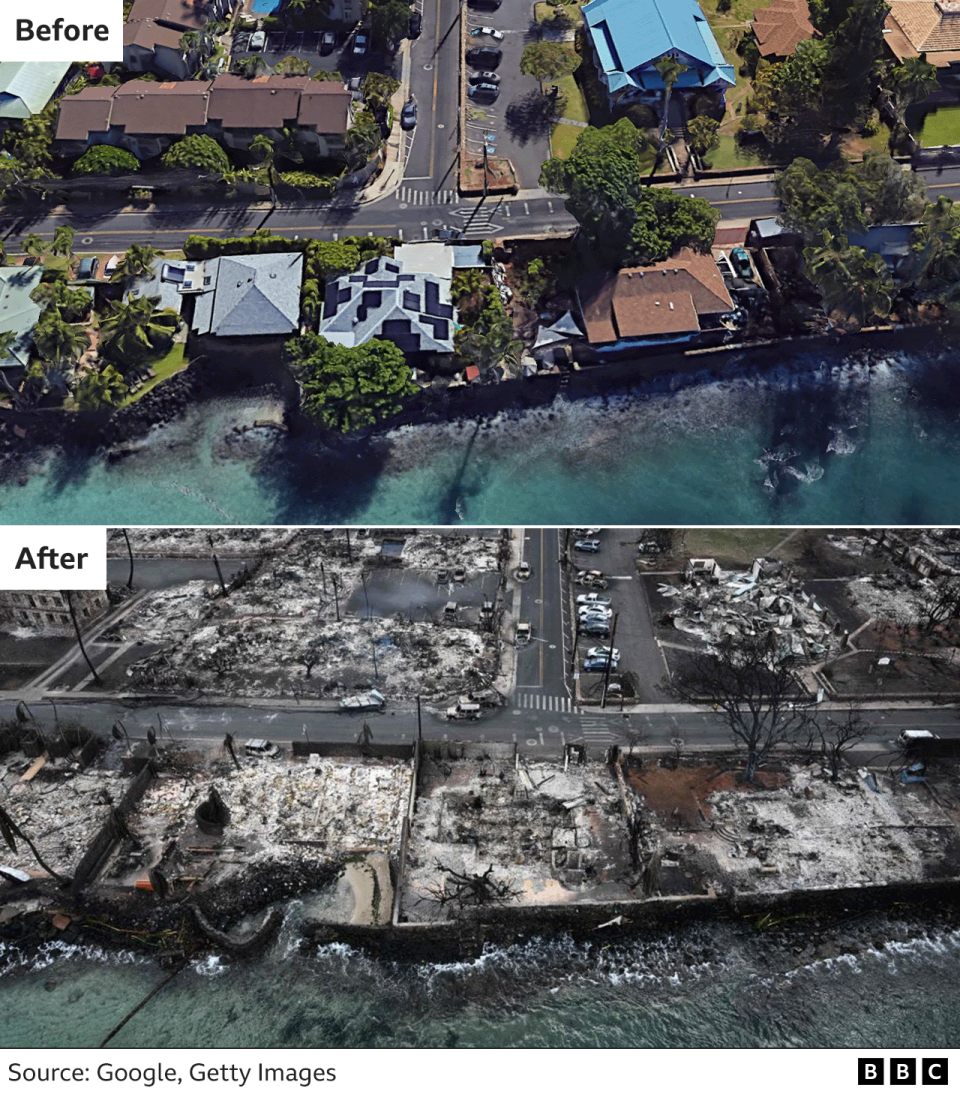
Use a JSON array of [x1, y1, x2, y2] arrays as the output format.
[[429, 0, 441, 179]]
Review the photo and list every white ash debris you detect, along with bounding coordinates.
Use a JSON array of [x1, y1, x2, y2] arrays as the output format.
[[403, 758, 631, 920], [125, 530, 503, 698], [846, 574, 932, 623], [101, 583, 212, 645], [129, 757, 411, 861], [703, 765, 958, 892], [108, 528, 294, 557], [665, 557, 840, 662], [0, 759, 121, 875]]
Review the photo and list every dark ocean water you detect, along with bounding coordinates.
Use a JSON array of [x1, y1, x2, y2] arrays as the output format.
[[2, 909, 960, 1048], [3, 340, 960, 525]]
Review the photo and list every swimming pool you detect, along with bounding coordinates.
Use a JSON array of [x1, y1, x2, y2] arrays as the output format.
[[250, 0, 278, 14]]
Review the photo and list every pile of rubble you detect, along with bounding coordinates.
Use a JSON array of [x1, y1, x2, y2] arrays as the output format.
[[108, 528, 294, 556], [128, 756, 412, 872], [847, 574, 934, 624], [0, 756, 122, 875], [124, 531, 503, 699], [660, 557, 841, 663], [403, 757, 632, 920], [698, 765, 960, 893]]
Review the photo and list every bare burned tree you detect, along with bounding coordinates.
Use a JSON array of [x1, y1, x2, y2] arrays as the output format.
[[920, 578, 960, 635], [423, 862, 520, 911], [0, 803, 70, 884], [670, 634, 813, 782], [298, 637, 326, 680], [818, 706, 869, 780], [223, 732, 240, 770]]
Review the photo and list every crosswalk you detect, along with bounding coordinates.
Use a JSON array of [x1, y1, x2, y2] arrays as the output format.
[[451, 206, 501, 232], [397, 187, 459, 205], [579, 714, 621, 744], [516, 692, 577, 712]]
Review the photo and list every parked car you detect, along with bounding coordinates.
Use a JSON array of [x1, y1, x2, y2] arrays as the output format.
[[76, 256, 100, 280], [468, 83, 500, 100], [437, 568, 449, 583], [899, 729, 939, 746], [471, 25, 504, 38], [573, 528, 602, 536], [244, 738, 279, 757], [516, 561, 531, 580], [468, 0, 502, 8], [249, 29, 266, 50], [574, 539, 601, 553], [575, 569, 608, 589], [468, 70, 500, 84], [339, 689, 386, 712], [578, 602, 612, 615], [466, 46, 502, 67], [446, 699, 482, 721], [453, 565, 466, 581], [516, 622, 532, 646], [578, 608, 613, 623], [409, 10, 422, 36], [731, 246, 753, 279], [401, 101, 418, 129], [320, 30, 338, 53], [576, 593, 611, 606], [586, 646, 620, 661], [583, 657, 615, 672], [353, 30, 370, 54], [581, 623, 610, 637]]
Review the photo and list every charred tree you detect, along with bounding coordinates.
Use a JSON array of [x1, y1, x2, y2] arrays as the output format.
[[423, 862, 520, 911], [818, 706, 869, 780]]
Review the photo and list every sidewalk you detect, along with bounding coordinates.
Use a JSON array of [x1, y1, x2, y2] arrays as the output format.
[[352, 39, 414, 206]]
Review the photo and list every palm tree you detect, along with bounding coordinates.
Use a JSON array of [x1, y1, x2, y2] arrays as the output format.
[[50, 225, 76, 259], [100, 295, 178, 363], [250, 133, 275, 166], [0, 330, 15, 362], [804, 229, 894, 331], [21, 233, 47, 259], [887, 53, 938, 126], [653, 54, 687, 154], [180, 29, 203, 56], [110, 242, 165, 284], [74, 364, 129, 410], [32, 314, 89, 366], [0, 802, 70, 884], [236, 54, 269, 78]]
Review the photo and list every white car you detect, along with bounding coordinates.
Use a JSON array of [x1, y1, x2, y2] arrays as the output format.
[[249, 29, 266, 50], [586, 646, 620, 661], [573, 528, 602, 536], [579, 608, 613, 623], [353, 30, 370, 54], [472, 26, 504, 39], [576, 593, 611, 606]]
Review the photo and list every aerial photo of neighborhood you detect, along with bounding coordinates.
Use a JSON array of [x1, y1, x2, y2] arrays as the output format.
[[3, 525, 960, 1047], [1, 0, 960, 523]]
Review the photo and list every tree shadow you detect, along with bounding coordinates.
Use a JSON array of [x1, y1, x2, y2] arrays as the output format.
[[504, 90, 566, 145]]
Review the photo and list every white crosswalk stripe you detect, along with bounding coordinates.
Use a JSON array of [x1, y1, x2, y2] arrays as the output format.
[[578, 716, 620, 743], [515, 693, 577, 712], [398, 187, 459, 205]]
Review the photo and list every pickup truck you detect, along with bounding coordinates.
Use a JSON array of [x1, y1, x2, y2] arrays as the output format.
[[516, 621, 531, 646], [339, 689, 386, 712]]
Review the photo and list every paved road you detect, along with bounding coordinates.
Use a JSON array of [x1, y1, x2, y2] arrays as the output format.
[[4, 698, 959, 758], [514, 527, 572, 710], [105, 557, 256, 590]]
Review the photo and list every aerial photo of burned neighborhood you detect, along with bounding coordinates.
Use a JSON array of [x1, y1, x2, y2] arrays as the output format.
[[3, 526, 960, 966]]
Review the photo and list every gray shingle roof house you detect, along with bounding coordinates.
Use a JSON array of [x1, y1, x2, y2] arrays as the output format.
[[319, 257, 454, 354], [189, 252, 303, 337], [0, 266, 44, 369]]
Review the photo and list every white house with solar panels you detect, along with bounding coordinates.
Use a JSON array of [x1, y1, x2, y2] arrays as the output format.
[[582, 0, 735, 107]]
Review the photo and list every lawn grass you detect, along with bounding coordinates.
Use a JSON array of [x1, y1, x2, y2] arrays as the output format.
[[907, 102, 960, 147], [682, 528, 790, 564], [702, 132, 765, 170], [551, 121, 583, 158], [117, 342, 188, 408], [555, 69, 588, 122], [534, 0, 584, 25]]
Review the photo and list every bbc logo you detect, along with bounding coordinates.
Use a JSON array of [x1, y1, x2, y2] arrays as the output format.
[[859, 1059, 949, 1086]]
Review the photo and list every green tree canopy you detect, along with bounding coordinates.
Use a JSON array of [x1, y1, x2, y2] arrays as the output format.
[[344, 108, 383, 168], [287, 333, 418, 432], [369, 0, 412, 45], [50, 226, 76, 258], [161, 133, 230, 173], [32, 314, 89, 365], [775, 152, 927, 244], [110, 243, 165, 283], [29, 279, 93, 323], [457, 286, 522, 371], [627, 188, 720, 264], [887, 53, 938, 124], [803, 228, 895, 330], [100, 295, 179, 365], [363, 72, 401, 110], [74, 364, 129, 411], [274, 55, 311, 75], [519, 41, 580, 83], [686, 114, 720, 159]]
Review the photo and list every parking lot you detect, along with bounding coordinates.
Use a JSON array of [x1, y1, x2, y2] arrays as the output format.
[[567, 529, 672, 706], [232, 28, 391, 80], [463, 1, 552, 188]]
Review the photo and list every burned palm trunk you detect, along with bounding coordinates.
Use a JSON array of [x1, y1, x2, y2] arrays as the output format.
[[195, 785, 231, 837], [0, 803, 70, 885]]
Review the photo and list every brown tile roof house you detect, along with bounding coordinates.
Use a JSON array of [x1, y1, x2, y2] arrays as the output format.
[[123, 17, 185, 51], [206, 75, 308, 131], [885, 0, 960, 66], [577, 249, 734, 344], [55, 76, 351, 152], [127, 0, 219, 32], [110, 80, 212, 134], [752, 0, 817, 57], [54, 86, 115, 142]]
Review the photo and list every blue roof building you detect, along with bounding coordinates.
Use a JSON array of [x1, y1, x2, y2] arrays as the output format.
[[582, 0, 735, 105]]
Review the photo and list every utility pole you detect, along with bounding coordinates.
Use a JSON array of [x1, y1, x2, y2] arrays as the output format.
[[208, 534, 227, 595], [320, 560, 327, 595], [333, 574, 340, 622], [600, 611, 619, 710], [345, 529, 353, 564], [416, 693, 422, 742], [570, 618, 580, 673], [372, 640, 379, 681], [361, 570, 371, 621]]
